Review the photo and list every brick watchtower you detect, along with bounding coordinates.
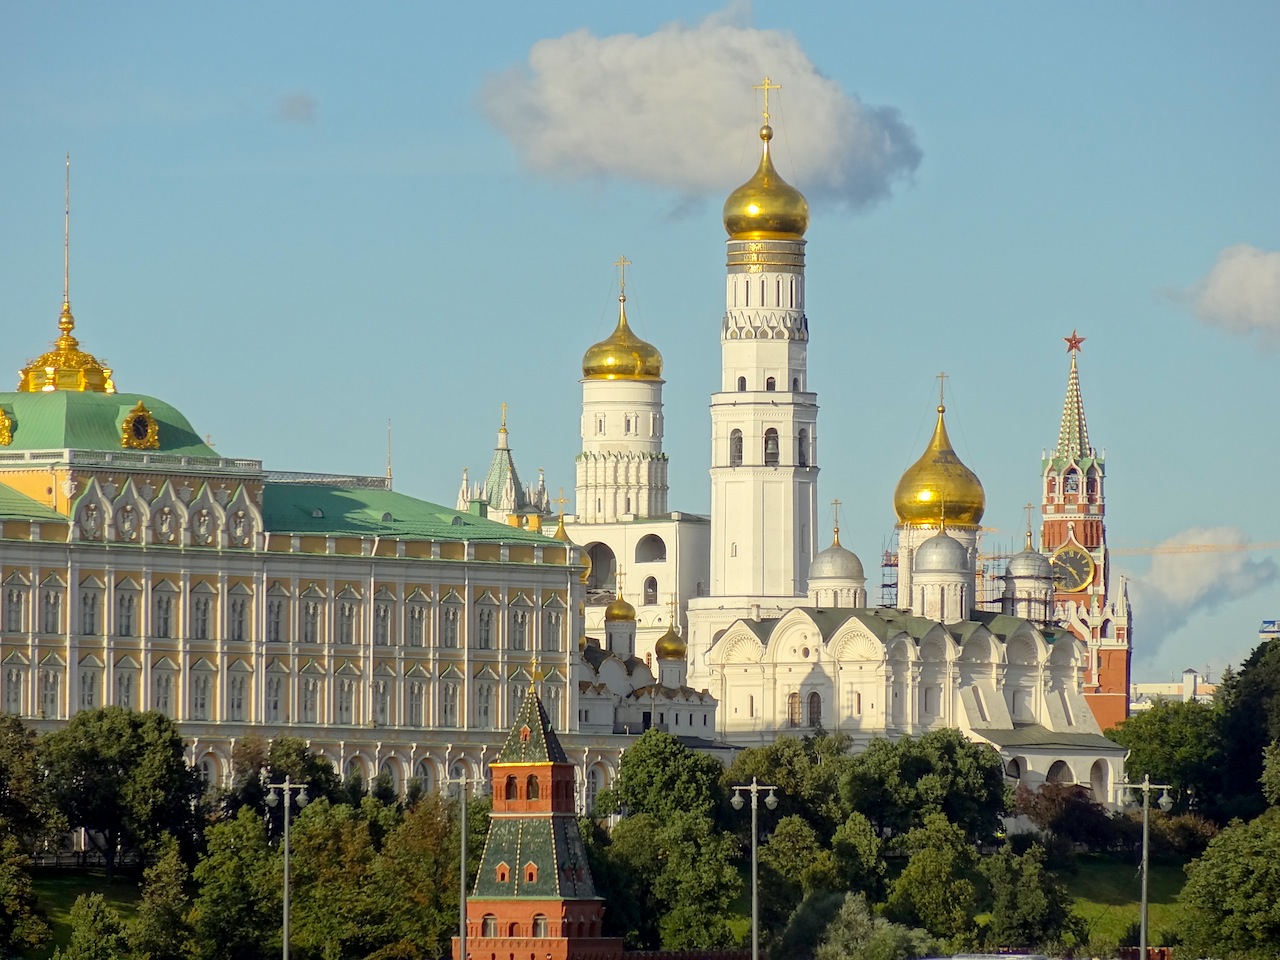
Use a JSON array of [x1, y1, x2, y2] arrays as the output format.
[[1041, 332, 1131, 730], [453, 689, 622, 960]]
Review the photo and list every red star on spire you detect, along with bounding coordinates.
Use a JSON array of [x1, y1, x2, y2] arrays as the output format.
[[1064, 330, 1086, 353]]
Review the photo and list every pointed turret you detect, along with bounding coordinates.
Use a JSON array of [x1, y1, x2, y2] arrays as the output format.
[[1053, 330, 1094, 463]]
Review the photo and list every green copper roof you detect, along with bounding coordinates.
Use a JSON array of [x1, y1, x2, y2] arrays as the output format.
[[0, 391, 216, 457], [472, 816, 599, 900], [261, 483, 557, 544], [494, 692, 568, 764], [0, 485, 66, 522]]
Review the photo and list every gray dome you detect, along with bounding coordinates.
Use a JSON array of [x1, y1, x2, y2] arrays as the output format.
[[914, 530, 968, 574], [809, 539, 865, 582], [1006, 548, 1052, 580]]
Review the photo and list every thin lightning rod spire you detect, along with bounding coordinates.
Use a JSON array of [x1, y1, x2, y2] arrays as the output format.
[[386, 419, 393, 482], [64, 154, 71, 306]]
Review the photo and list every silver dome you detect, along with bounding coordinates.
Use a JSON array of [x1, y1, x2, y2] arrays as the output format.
[[1006, 548, 1052, 579], [809, 540, 865, 582], [914, 531, 968, 573]]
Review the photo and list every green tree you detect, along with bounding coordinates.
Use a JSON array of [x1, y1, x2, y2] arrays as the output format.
[[977, 843, 1078, 949], [41, 707, 203, 878], [1106, 697, 1224, 812], [608, 729, 724, 821], [1262, 739, 1280, 806], [190, 806, 279, 960], [1180, 807, 1280, 958], [884, 814, 978, 944], [580, 815, 658, 949], [223, 735, 343, 824], [723, 734, 856, 837], [1013, 783, 1119, 851], [831, 811, 885, 899], [0, 714, 61, 847], [759, 815, 837, 929], [815, 893, 935, 960], [130, 836, 196, 960], [53, 893, 130, 960], [651, 811, 742, 949], [0, 834, 49, 954], [1218, 639, 1280, 819]]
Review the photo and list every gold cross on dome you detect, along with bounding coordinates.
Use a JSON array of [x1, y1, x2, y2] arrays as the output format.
[[614, 256, 632, 296], [754, 76, 781, 123], [936, 371, 948, 406], [831, 498, 842, 528], [500, 401, 508, 430], [552, 487, 570, 518]]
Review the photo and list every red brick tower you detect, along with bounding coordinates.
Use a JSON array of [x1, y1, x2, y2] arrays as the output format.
[[453, 690, 622, 960], [1041, 331, 1131, 730]]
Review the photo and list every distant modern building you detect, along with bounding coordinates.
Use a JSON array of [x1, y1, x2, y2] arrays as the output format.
[[1129, 668, 1217, 713]]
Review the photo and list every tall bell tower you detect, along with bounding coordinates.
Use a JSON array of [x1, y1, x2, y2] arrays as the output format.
[[1041, 331, 1130, 729], [708, 78, 819, 599]]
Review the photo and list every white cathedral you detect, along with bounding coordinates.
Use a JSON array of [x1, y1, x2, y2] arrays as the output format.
[[460, 99, 1129, 802]]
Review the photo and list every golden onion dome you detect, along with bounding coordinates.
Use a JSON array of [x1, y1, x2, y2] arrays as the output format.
[[894, 405, 986, 526], [723, 125, 810, 240], [582, 295, 662, 381], [604, 592, 636, 622], [18, 300, 115, 394], [654, 623, 687, 661]]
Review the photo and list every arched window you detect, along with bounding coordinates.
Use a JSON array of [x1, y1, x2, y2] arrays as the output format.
[[643, 577, 658, 606], [766, 377, 776, 391], [807, 691, 822, 728], [586, 542, 617, 591], [797, 429, 809, 468], [504, 775, 518, 800], [764, 429, 780, 467], [1064, 469, 1080, 494], [524, 862, 538, 883], [787, 692, 801, 727], [737, 376, 747, 392], [729, 430, 744, 467], [635, 535, 666, 563], [792, 377, 799, 391], [526, 774, 540, 800], [533, 915, 548, 938], [482, 915, 498, 937]]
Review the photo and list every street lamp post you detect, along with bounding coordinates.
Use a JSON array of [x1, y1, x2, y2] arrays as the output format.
[[265, 775, 310, 960], [730, 778, 779, 960], [1121, 774, 1173, 958]]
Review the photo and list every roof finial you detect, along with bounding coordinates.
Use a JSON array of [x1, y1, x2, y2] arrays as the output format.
[[831, 498, 842, 545], [1064, 329, 1086, 354], [753, 76, 781, 125], [1024, 502, 1035, 550], [936, 370, 948, 412], [63, 154, 71, 309], [500, 401, 508, 433], [552, 487, 570, 521], [386, 419, 393, 482], [614, 254, 631, 302]]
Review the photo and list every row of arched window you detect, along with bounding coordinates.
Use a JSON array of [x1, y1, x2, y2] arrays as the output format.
[[735, 375, 801, 392], [728, 428, 810, 468], [786, 691, 823, 728]]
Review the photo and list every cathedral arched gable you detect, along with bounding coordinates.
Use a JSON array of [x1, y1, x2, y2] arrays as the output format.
[[1006, 629, 1047, 666], [960, 629, 1001, 664], [828, 623, 885, 663], [709, 629, 765, 665], [919, 630, 955, 662], [766, 610, 828, 662], [1048, 635, 1082, 667], [887, 634, 918, 662]]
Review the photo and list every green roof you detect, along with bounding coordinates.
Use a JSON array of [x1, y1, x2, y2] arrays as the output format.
[[0, 391, 216, 457], [261, 483, 557, 544], [974, 724, 1123, 752], [494, 692, 568, 764], [0, 485, 66, 522]]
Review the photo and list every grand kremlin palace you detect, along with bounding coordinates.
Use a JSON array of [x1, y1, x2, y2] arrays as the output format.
[[3, 100, 1129, 806]]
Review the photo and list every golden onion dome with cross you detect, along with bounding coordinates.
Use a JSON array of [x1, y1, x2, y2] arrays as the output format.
[[723, 78, 809, 240], [654, 623, 687, 661], [893, 403, 986, 527], [604, 592, 636, 623], [582, 257, 662, 381]]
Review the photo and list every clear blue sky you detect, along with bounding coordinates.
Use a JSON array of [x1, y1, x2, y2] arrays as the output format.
[[3, 2, 1278, 682]]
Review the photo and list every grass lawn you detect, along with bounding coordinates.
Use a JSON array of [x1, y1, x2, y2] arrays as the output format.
[[1057, 852, 1187, 946], [28, 868, 142, 960]]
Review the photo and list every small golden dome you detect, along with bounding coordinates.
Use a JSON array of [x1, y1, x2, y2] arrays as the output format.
[[723, 125, 810, 240], [604, 593, 636, 622], [654, 623, 687, 661], [582, 295, 662, 381], [894, 405, 985, 526], [18, 300, 115, 394]]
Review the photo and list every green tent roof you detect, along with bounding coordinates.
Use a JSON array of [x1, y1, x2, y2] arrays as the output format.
[[0, 391, 216, 457], [494, 692, 568, 764], [261, 483, 557, 544]]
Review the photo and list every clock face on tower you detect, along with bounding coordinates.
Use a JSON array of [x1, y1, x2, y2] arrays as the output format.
[[1051, 544, 1095, 593]]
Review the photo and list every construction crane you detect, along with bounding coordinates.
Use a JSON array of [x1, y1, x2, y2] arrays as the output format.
[[1110, 541, 1280, 557]]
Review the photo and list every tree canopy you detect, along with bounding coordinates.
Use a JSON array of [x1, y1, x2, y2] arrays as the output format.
[[607, 729, 724, 821], [1105, 697, 1224, 813]]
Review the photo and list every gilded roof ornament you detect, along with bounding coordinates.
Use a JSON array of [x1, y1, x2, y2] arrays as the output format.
[[723, 77, 809, 240], [581, 257, 663, 381], [893, 375, 985, 527], [18, 157, 115, 394]]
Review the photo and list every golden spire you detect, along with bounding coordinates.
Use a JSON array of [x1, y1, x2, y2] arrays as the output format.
[[723, 77, 809, 240], [499, 401, 508, 434], [551, 488, 572, 541], [581, 257, 663, 380], [18, 156, 115, 394]]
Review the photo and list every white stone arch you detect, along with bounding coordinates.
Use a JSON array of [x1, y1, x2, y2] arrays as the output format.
[[830, 626, 885, 663], [635, 534, 667, 564], [887, 635, 918, 663], [1089, 758, 1110, 800], [709, 629, 765, 665], [72, 478, 111, 542], [1006, 632, 1042, 666], [1047, 759, 1075, 785], [148, 480, 188, 545], [1048, 636, 1081, 667], [224, 484, 262, 549], [960, 630, 1000, 664]]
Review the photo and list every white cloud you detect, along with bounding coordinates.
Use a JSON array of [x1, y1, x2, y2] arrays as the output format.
[[275, 92, 317, 124], [1190, 244, 1280, 346], [478, 9, 921, 211], [1125, 526, 1278, 666]]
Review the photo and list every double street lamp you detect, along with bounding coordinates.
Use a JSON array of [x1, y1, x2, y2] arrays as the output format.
[[730, 778, 779, 960], [265, 775, 310, 960], [1120, 774, 1173, 958]]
